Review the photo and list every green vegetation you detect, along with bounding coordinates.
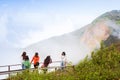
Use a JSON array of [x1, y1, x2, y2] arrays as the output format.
[[75, 44, 120, 80], [7, 44, 120, 80], [116, 20, 120, 25]]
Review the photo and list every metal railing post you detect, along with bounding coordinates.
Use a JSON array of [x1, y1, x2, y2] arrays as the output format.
[[8, 65, 10, 78], [55, 67, 57, 71]]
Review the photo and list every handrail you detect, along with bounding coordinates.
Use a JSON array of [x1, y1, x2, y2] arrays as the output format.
[[0, 64, 21, 67], [0, 61, 62, 79], [0, 61, 61, 68]]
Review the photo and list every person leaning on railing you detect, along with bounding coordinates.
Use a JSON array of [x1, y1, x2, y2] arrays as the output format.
[[41, 55, 52, 73]]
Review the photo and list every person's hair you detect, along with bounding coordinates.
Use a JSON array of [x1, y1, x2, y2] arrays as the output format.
[[62, 52, 66, 56], [22, 51, 26, 60], [44, 56, 51, 67], [22, 51, 26, 56], [35, 52, 38, 57]]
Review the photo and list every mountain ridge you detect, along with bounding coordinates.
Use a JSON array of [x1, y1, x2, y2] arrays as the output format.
[[23, 10, 120, 64]]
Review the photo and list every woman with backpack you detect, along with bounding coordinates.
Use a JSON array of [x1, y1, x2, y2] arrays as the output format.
[[23, 55, 31, 69]]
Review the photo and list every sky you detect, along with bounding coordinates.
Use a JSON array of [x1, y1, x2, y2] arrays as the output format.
[[0, 0, 120, 48]]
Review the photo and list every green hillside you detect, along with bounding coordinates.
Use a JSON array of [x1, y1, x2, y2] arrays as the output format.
[[7, 43, 120, 80]]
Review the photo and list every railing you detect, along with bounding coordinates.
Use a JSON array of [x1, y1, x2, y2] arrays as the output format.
[[0, 61, 74, 80]]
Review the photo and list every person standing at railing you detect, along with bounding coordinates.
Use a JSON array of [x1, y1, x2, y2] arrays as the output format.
[[31, 52, 40, 69], [61, 52, 67, 70], [41, 55, 52, 73], [23, 55, 31, 69], [21, 51, 27, 69]]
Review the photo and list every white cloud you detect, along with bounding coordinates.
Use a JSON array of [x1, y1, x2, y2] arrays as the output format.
[[0, 8, 97, 48], [13, 13, 75, 47], [0, 14, 8, 43], [9, 11, 96, 48], [12, 12, 43, 28]]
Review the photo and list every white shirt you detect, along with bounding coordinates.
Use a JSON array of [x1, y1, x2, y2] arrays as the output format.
[[61, 55, 67, 62]]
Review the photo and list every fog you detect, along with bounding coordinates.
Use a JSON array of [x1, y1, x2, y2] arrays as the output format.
[[1, 18, 120, 67], [22, 30, 91, 65]]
